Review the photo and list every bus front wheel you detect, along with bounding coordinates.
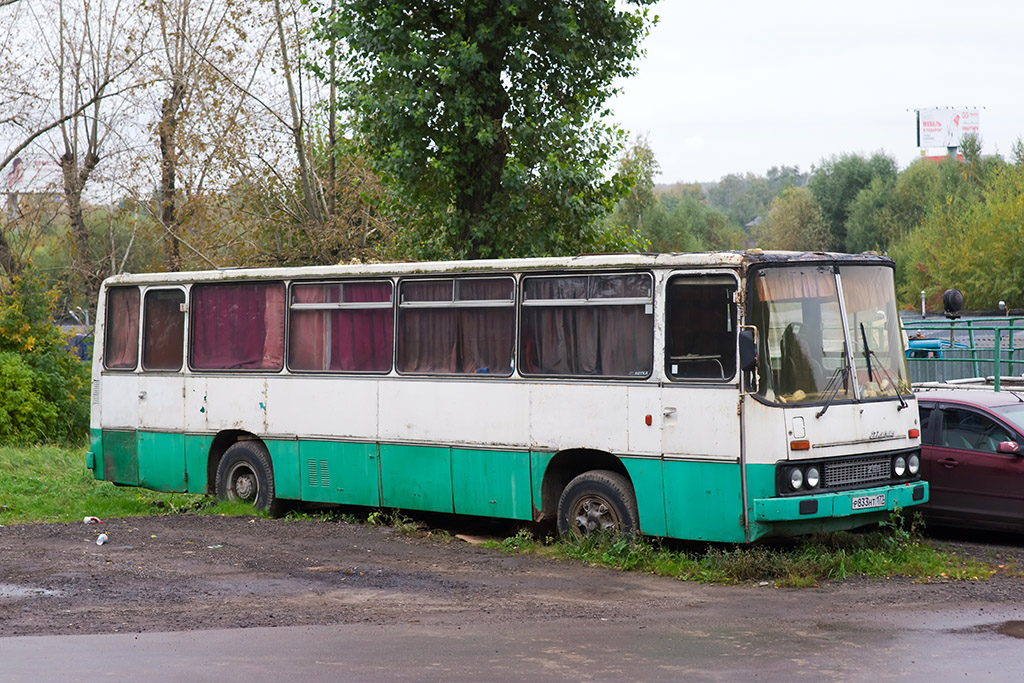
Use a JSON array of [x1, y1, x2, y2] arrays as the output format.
[[557, 470, 639, 537], [216, 441, 283, 515]]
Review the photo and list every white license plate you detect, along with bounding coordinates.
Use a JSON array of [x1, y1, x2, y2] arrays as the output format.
[[851, 493, 886, 510]]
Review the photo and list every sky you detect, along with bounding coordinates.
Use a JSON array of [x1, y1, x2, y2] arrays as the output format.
[[610, 0, 1024, 184]]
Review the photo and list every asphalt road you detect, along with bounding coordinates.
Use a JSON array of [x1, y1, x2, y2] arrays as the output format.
[[2, 608, 1023, 681]]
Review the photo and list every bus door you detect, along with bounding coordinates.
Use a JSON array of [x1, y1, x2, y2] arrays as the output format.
[[660, 272, 743, 539], [135, 287, 188, 491]]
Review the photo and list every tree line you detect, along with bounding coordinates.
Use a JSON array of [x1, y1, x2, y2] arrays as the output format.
[[615, 133, 1024, 312], [4, 0, 1024, 445]]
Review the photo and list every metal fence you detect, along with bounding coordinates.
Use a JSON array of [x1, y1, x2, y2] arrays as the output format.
[[902, 316, 1024, 390]]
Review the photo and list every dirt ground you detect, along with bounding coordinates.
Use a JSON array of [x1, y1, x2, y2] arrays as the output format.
[[2, 513, 1024, 638]]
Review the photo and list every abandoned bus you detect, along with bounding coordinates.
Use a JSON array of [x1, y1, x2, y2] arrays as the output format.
[[87, 251, 926, 542]]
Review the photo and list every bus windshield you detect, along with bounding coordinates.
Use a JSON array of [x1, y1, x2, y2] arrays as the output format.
[[751, 263, 911, 405]]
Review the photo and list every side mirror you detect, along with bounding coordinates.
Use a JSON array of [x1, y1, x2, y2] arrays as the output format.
[[996, 441, 1021, 455], [739, 327, 757, 373]]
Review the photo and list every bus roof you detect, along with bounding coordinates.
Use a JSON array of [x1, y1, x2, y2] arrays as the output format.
[[99, 250, 893, 287]]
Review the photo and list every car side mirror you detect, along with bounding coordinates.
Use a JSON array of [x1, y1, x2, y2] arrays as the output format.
[[996, 441, 1020, 455], [739, 327, 757, 373]]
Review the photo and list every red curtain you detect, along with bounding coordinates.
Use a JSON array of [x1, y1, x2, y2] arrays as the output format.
[[191, 282, 285, 370], [104, 287, 140, 369], [397, 278, 514, 375]]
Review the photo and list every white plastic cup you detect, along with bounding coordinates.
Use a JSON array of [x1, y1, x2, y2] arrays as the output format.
[[96, 533, 108, 546]]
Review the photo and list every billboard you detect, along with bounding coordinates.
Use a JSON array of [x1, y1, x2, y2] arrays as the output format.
[[2, 155, 63, 194], [917, 108, 981, 148]]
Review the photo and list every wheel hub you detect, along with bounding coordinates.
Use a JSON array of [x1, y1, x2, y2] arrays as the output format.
[[233, 471, 257, 501], [573, 496, 620, 534]]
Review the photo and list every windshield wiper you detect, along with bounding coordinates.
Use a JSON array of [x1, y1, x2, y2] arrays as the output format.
[[816, 354, 850, 419], [859, 322, 909, 411], [860, 323, 874, 383]]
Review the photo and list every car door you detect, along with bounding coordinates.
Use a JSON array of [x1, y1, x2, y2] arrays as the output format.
[[925, 404, 1024, 529]]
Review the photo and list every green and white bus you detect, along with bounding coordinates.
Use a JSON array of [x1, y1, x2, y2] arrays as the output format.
[[87, 250, 927, 542]]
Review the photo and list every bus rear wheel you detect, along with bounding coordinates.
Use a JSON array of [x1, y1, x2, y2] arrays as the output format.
[[557, 470, 639, 537], [216, 441, 283, 515]]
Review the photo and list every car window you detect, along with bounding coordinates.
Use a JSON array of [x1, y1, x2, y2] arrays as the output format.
[[940, 407, 1015, 453], [919, 403, 936, 445]]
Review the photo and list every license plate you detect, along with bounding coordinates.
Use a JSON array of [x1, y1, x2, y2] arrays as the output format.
[[851, 493, 886, 510]]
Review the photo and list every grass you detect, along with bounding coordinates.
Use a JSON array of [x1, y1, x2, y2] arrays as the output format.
[[0, 445, 238, 525], [0, 445, 1004, 586], [486, 513, 998, 588]]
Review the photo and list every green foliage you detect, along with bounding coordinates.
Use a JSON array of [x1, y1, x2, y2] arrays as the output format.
[[616, 134, 660, 234], [311, 0, 657, 260], [641, 195, 742, 252], [607, 137, 742, 253], [891, 163, 1024, 308], [754, 187, 828, 251], [0, 272, 89, 446], [705, 166, 810, 228], [493, 511, 994, 587], [808, 152, 897, 251]]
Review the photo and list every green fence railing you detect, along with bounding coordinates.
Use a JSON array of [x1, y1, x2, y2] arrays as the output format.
[[902, 317, 1024, 390]]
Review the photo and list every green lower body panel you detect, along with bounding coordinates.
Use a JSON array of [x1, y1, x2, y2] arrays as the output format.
[[137, 431, 186, 492], [102, 430, 138, 485], [380, 444, 453, 513], [184, 434, 214, 494], [622, 458, 666, 537], [452, 448, 532, 520], [88, 428, 104, 481], [300, 440, 380, 506], [264, 439, 300, 500], [664, 459, 745, 543]]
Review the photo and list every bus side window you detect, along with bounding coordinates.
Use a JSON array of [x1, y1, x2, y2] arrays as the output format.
[[104, 286, 140, 370], [289, 281, 394, 373], [142, 289, 185, 371], [665, 276, 737, 380], [519, 273, 653, 378], [191, 282, 286, 371], [397, 277, 515, 376]]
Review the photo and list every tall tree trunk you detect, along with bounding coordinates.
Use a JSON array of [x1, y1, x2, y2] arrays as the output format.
[[273, 0, 323, 226], [0, 224, 20, 277], [159, 82, 185, 271], [60, 149, 101, 296]]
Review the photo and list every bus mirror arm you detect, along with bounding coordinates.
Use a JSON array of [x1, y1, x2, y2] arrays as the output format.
[[739, 326, 757, 373]]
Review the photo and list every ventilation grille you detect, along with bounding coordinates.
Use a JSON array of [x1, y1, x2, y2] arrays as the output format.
[[306, 459, 330, 488], [822, 456, 891, 488]]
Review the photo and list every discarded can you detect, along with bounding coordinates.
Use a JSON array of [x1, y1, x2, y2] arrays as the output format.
[[83, 516, 103, 524], [96, 533, 108, 546]]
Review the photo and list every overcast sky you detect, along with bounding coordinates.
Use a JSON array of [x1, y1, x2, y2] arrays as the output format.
[[610, 0, 1024, 183]]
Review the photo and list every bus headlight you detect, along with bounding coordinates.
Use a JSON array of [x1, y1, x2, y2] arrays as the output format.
[[805, 466, 820, 489], [789, 467, 804, 490], [893, 456, 907, 477], [908, 454, 920, 475]]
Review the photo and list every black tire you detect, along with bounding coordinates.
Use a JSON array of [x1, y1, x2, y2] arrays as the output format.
[[557, 470, 639, 537], [216, 441, 283, 516]]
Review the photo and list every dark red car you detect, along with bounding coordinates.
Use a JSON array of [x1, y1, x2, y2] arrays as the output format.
[[917, 389, 1024, 532]]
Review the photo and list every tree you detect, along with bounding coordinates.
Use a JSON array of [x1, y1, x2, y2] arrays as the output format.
[[0, 270, 89, 445], [754, 187, 828, 251], [1011, 137, 1024, 167], [54, 0, 149, 301], [312, 0, 658, 260], [616, 134, 659, 234], [891, 163, 1024, 309], [808, 152, 896, 251]]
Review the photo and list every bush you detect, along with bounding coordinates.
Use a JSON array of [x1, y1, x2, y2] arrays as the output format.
[[0, 272, 90, 446]]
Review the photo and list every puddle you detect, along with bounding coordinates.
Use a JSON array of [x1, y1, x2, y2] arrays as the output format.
[[963, 621, 1024, 640], [0, 583, 63, 599]]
